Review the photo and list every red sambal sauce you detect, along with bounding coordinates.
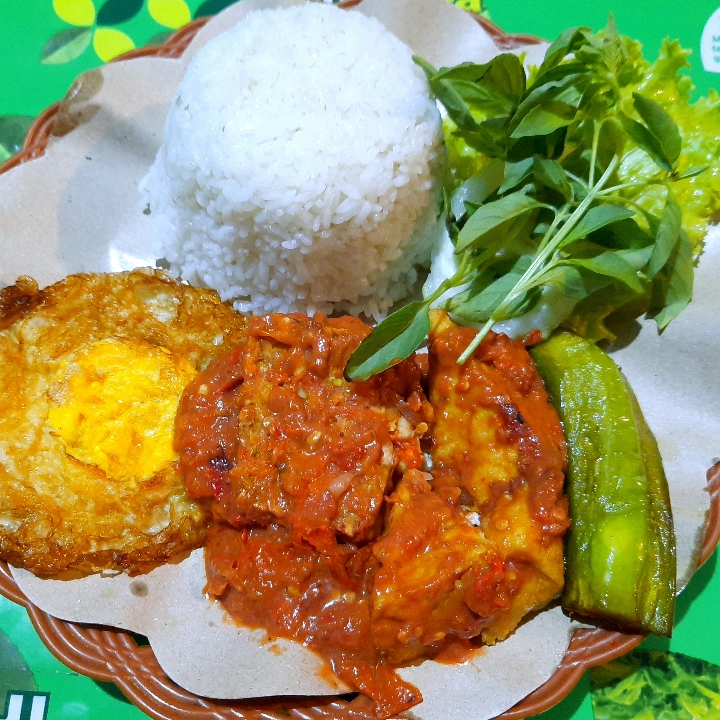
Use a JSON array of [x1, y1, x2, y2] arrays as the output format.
[[174, 311, 570, 718], [175, 312, 431, 717]]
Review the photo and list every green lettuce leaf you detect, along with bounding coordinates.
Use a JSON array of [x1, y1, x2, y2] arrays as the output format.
[[617, 40, 720, 252]]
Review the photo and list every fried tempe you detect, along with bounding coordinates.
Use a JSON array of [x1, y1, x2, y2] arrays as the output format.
[[0, 269, 247, 578]]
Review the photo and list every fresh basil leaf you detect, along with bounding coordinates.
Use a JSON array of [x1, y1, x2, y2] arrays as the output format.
[[560, 204, 636, 247], [616, 245, 654, 270], [537, 26, 589, 75], [454, 121, 508, 158], [428, 57, 523, 133], [450, 80, 516, 116], [526, 62, 588, 93], [461, 210, 538, 261], [604, 218, 655, 250], [619, 113, 673, 172], [430, 61, 490, 83], [560, 252, 644, 293], [636, 207, 662, 238], [432, 56, 525, 120], [450, 159, 505, 220], [533, 157, 572, 201], [536, 265, 588, 300], [503, 286, 543, 319], [563, 284, 640, 343], [345, 302, 430, 381], [449, 257, 537, 322], [498, 157, 534, 194], [445, 276, 497, 321], [513, 73, 583, 129], [647, 195, 681, 279], [597, 15, 623, 63], [578, 80, 611, 115], [673, 165, 708, 181], [575, 43, 605, 68], [440, 186, 450, 220], [384, 24, 700, 376], [508, 126, 569, 163], [413, 56, 438, 81], [537, 263, 613, 299], [483, 53, 526, 106], [446, 267, 498, 308], [510, 102, 577, 139], [432, 80, 478, 132], [456, 194, 543, 252], [450, 79, 501, 104], [552, 83, 585, 110], [649, 230, 694, 330], [633, 93, 681, 168], [595, 117, 626, 169]]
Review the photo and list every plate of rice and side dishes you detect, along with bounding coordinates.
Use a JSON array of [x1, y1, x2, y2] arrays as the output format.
[[0, 0, 719, 719]]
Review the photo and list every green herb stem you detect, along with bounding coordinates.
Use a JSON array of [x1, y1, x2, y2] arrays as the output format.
[[456, 156, 620, 364], [536, 206, 570, 255], [565, 171, 590, 192], [589, 121, 601, 188], [597, 179, 662, 197]]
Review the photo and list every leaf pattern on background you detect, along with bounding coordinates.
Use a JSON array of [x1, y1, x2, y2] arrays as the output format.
[[0, 116, 34, 162], [453, 0, 489, 16], [53, 0, 96, 26], [92, 26, 135, 61], [0, 629, 37, 699], [96, 0, 144, 26], [194, 0, 236, 19], [41, 26, 93, 64], [42, 0, 489, 65], [147, 29, 173, 44], [591, 650, 720, 720], [148, 0, 191, 29]]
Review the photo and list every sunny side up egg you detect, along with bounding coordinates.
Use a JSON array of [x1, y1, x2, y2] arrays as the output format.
[[0, 269, 247, 578]]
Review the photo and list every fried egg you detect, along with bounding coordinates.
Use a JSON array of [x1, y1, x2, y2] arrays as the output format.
[[0, 269, 247, 578]]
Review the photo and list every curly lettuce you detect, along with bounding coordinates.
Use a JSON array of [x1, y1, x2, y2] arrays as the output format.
[[617, 39, 720, 252]]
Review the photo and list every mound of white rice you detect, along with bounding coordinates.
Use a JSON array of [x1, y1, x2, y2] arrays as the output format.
[[141, 2, 444, 318]]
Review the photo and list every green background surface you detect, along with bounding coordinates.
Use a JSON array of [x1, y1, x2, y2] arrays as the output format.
[[490, 0, 720, 99], [0, 1, 719, 719]]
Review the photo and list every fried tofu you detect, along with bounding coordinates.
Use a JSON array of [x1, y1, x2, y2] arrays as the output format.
[[0, 269, 247, 578], [371, 312, 568, 656], [372, 469, 498, 665], [427, 311, 568, 644]]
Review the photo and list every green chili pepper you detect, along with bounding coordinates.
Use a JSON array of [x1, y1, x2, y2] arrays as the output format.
[[530, 332, 676, 636]]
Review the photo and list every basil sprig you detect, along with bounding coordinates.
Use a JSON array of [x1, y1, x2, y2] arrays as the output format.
[[346, 19, 699, 381]]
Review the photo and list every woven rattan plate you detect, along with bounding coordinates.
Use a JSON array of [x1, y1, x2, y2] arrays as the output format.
[[1, 11, 719, 720]]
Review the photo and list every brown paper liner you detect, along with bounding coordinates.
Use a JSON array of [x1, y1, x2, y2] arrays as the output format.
[[1, 13, 717, 720]]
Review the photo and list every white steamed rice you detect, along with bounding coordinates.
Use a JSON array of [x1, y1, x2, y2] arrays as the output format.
[[140, 2, 444, 318]]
